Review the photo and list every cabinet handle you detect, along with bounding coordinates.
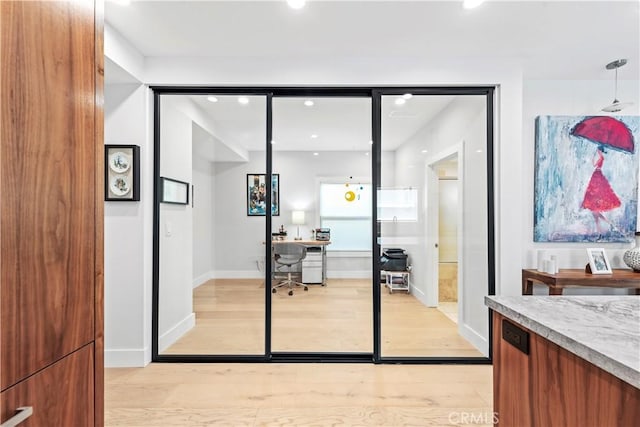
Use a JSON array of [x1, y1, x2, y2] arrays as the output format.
[[1, 407, 33, 427]]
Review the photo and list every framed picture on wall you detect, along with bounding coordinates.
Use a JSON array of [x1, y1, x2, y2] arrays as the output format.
[[247, 173, 279, 216], [105, 145, 140, 201], [160, 177, 189, 205], [586, 248, 612, 275]]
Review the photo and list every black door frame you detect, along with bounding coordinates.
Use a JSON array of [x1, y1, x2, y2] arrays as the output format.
[[151, 86, 495, 364]]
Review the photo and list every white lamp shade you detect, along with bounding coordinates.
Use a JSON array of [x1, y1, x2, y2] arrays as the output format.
[[291, 210, 305, 225]]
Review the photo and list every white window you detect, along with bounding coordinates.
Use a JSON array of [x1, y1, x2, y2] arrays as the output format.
[[319, 182, 371, 251]]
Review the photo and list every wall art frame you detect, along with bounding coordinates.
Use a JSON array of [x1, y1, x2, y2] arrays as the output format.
[[105, 144, 140, 201], [247, 173, 279, 216], [160, 176, 190, 205]]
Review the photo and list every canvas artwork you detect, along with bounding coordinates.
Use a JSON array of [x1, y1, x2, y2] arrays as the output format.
[[534, 115, 639, 243], [247, 173, 279, 216]]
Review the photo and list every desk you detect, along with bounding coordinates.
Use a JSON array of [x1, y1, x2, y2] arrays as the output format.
[[272, 240, 331, 285], [522, 268, 640, 295]]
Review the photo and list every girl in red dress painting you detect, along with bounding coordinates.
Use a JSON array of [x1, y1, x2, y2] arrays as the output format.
[[581, 146, 620, 233]]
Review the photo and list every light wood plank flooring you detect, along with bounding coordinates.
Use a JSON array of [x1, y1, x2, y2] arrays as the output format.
[[163, 279, 482, 358], [105, 363, 493, 426]]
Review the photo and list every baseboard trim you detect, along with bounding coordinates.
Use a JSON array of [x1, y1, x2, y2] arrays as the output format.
[[326, 270, 371, 279], [459, 322, 489, 357], [212, 270, 262, 279], [158, 313, 195, 353], [193, 270, 214, 288], [105, 347, 151, 368]]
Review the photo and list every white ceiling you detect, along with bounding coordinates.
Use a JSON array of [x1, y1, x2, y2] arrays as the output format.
[[106, 0, 640, 80], [106, 0, 639, 153], [184, 93, 457, 151]]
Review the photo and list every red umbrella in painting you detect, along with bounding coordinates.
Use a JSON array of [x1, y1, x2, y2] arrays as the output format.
[[570, 116, 635, 234]]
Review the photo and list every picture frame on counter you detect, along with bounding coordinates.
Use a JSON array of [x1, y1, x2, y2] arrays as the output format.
[[105, 145, 140, 201], [586, 248, 612, 275]]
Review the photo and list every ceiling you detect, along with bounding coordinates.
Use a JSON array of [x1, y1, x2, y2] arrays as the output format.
[[106, 0, 639, 154], [106, 0, 639, 80]]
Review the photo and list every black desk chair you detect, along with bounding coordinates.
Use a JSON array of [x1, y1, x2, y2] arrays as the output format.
[[272, 242, 308, 296]]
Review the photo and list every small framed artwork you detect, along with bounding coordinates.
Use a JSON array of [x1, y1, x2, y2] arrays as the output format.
[[586, 248, 613, 275], [247, 173, 279, 216], [105, 145, 140, 201], [160, 177, 189, 205]]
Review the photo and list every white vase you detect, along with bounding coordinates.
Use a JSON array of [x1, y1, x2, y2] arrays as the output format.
[[623, 232, 640, 271]]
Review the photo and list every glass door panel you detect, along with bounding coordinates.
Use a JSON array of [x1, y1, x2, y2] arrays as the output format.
[[379, 94, 489, 358], [270, 97, 373, 353], [157, 94, 267, 355]]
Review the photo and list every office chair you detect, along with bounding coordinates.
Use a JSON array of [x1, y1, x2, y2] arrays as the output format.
[[272, 242, 308, 296]]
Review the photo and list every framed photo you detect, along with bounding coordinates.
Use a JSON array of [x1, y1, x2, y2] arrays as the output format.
[[247, 173, 279, 216], [586, 248, 613, 275], [160, 176, 189, 205], [105, 145, 140, 201]]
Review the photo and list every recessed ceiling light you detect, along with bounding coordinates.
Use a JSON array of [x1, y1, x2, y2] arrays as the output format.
[[402, 93, 413, 100], [365, 152, 370, 156], [311, 134, 318, 139], [108, 0, 131, 5], [313, 152, 319, 156], [238, 96, 249, 105], [463, 0, 485, 9], [271, 140, 276, 145], [207, 96, 218, 103], [476, 149, 483, 153], [421, 150, 428, 153], [369, 140, 373, 145], [304, 100, 314, 107], [395, 98, 406, 106], [287, 0, 306, 10]]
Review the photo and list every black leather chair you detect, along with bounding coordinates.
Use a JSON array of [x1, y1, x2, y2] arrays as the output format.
[[272, 242, 308, 296]]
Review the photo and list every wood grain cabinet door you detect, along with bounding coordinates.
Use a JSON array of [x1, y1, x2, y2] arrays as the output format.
[[0, 345, 94, 426], [0, 0, 97, 390]]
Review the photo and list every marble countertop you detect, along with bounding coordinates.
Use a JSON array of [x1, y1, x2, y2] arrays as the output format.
[[485, 296, 640, 389]]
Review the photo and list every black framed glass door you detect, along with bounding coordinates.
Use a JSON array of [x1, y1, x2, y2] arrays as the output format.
[[151, 86, 494, 363]]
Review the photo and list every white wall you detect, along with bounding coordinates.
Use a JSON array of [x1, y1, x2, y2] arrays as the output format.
[[210, 150, 395, 278], [157, 98, 195, 352], [192, 128, 216, 287], [104, 83, 153, 367], [522, 79, 640, 295], [392, 96, 489, 355]]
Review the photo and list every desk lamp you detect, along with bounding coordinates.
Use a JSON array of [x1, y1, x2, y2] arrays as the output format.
[[291, 210, 305, 241]]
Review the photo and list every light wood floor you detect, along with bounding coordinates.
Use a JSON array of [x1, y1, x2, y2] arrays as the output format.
[[105, 363, 493, 426], [163, 279, 482, 358]]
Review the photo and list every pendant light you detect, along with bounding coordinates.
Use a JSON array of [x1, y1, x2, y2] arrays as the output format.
[[602, 59, 633, 113]]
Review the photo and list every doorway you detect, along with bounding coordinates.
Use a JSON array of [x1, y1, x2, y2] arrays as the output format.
[[151, 87, 495, 363]]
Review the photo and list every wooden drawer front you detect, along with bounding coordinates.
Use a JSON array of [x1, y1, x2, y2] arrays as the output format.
[[1, 344, 94, 427], [0, 0, 96, 389]]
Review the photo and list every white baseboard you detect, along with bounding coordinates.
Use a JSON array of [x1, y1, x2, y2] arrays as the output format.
[[211, 270, 374, 280], [105, 347, 151, 368], [410, 283, 433, 306], [212, 270, 262, 279], [326, 270, 371, 279], [158, 313, 195, 353], [193, 270, 214, 288], [459, 322, 489, 357]]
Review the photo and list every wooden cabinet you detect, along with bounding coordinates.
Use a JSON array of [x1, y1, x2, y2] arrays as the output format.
[[493, 312, 640, 427], [0, 1, 103, 425]]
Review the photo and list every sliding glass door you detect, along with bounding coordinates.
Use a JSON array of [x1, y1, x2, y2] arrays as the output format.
[[377, 91, 493, 359], [270, 96, 373, 354], [155, 93, 267, 357], [152, 87, 494, 362]]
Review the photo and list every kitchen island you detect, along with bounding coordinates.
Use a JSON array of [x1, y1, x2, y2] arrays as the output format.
[[485, 296, 639, 427]]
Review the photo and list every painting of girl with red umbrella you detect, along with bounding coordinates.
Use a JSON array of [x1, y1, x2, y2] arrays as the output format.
[[534, 115, 639, 242]]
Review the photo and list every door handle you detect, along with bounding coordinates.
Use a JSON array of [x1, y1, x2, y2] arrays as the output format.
[[1, 407, 33, 427]]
